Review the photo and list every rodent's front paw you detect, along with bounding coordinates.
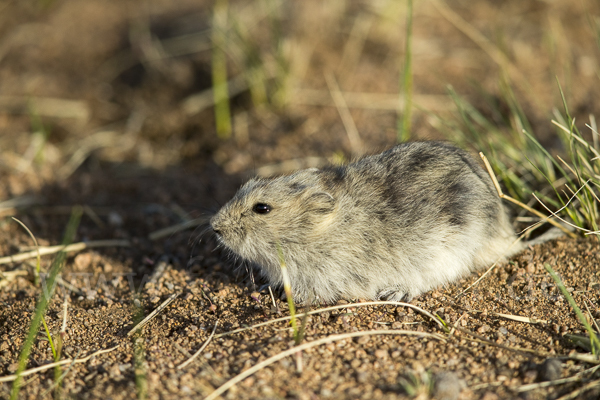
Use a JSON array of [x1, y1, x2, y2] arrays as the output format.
[[376, 288, 412, 302], [258, 284, 311, 305]]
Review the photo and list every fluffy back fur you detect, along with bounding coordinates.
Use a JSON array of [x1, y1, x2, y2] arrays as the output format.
[[210, 142, 522, 303]]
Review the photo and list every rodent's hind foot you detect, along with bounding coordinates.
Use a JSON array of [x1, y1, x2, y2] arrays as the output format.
[[376, 288, 413, 303]]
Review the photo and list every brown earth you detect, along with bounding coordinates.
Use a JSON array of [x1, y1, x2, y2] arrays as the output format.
[[1, 1, 600, 399]]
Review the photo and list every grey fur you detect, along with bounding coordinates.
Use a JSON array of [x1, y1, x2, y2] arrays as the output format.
[[210, 142, 528, 304]]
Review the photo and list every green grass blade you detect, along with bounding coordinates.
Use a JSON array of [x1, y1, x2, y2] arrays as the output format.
[[276, 243, 298, 337], [10, 206, 82, 400], [544, 263, 600, 356], [522, 129, 572, 185], [212, 0, 232, 139], [398, 0, 413, 143]]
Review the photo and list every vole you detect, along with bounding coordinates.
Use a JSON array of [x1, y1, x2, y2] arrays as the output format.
[[210, 141, 545, 304]]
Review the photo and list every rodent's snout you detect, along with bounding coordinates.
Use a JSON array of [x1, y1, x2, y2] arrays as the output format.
[[209, 215, 222, 236]]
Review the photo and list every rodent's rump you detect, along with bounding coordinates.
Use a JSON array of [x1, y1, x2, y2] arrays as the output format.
[[210, 141, 522, 303]]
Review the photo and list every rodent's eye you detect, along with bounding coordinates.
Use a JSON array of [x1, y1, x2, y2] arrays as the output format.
[[252, 203, 272, 214]]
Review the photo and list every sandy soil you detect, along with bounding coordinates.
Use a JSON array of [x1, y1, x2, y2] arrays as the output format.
[[1, 1, 600, 399]]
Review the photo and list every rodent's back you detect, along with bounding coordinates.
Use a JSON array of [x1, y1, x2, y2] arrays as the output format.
[[337, 142, 502, 237]]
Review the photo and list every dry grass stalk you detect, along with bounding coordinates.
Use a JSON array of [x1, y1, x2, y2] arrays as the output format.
[[146, 258, 169, 287], [554, 379, 600, 400], [292, 88, 452, 111], [480, 152, 576, 238], [267, 286, 278, 311], [0, 240, 131, 265], [454, 325, 599, 364], [0, 96, 89, 120], [127, 293, 179, 337], [469, 310, 548, 324], [324, 71, 364, 156], [204, 329, 445, 400], [0, 270, 29, 289], [214, 300, 443, 339], [182, 74, 247, 115], [514, 364, 600, 392], [0, 346, 119, 383], [178, 320, 219, 370]]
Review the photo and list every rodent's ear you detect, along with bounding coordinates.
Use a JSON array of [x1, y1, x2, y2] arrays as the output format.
[[306, 191, 336, 213]]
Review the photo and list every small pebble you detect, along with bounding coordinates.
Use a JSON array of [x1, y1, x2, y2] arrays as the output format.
[[108, 211, 123, 226], [477, 324, 491, 334], [433, 372, 462, 400], [538, 358, 562, 381], [374, 349, 388, 359]]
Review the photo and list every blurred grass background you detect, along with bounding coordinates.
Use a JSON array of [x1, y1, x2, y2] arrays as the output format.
[[0, 0, 599, 219]]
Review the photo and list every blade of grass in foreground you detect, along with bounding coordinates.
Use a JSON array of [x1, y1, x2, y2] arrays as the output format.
[[398, 0, 413, 143], [544, 263, 600, 356], [10, 206, 82, 400], [212, 0, 232, 139]]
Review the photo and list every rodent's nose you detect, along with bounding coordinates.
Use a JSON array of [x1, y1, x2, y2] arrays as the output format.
[[210, 217, 221, 235]]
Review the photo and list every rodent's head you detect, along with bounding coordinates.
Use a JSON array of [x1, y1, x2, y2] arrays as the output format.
[[210, 168, 337, 266]]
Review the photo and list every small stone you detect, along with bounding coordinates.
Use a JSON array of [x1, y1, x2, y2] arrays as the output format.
[[526, 263, 536, 273], [374, 349, 388, 359], [356, 336, 370, 345], [433, 372, 462, 400], [481, 392, 498, 400], [403, 349, 416, 358], [477, 324, 491, 334], [118, 363, 131, 372], [538, 358, 562, 381], [356, 372, 368, 383], [108, 211, 123, 226], [74, 253, 93, 271], [109, 364, 121, 377]]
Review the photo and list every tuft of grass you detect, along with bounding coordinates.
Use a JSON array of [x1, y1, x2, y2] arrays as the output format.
[[212, 0, 232, 139], [441, 78, 600, 236], [544, 263, 600, 356], [399, 370, 433, 398], [10, 206, 82, 400], [12, 216, 67, 398], [226, 0, 290, 109], [398, 0, 413, 143]]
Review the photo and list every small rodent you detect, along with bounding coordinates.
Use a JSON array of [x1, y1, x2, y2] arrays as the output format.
[[210, 142, 536, 303]]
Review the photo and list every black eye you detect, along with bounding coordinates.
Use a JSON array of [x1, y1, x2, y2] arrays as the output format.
[[252, 203, 272, 214]]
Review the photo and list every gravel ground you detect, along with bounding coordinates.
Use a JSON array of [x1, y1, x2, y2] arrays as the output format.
[[1, 1, 600, 399]]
